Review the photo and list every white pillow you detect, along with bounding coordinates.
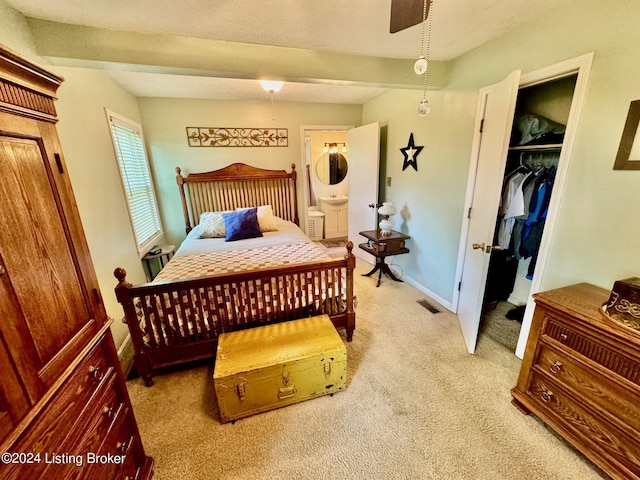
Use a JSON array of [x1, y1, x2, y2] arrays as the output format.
[[237, 205, 279, 232], [197, 211, 230, 238]]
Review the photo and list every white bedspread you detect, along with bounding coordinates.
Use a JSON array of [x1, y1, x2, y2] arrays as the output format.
[[173, 218, 312, 258], [154, 218, 331, 282]]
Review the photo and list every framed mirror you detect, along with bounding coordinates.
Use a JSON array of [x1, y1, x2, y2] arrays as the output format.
[[614, 99, 640, 170], [316, 152, 348, 185]]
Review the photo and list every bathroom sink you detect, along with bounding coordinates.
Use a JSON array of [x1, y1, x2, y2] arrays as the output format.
[[320, 195, 348, 205]]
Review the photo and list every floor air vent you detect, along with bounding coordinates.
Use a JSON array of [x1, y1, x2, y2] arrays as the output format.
[[417, 299, 440, 314]]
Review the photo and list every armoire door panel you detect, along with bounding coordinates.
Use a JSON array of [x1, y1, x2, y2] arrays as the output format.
[[0, 115, 105, 325], [0, 333, 29, 443], [0, 134, 99, 397], [0, 255, 45, 402], [0, 400, 14, 444], [0, 44, 153, 480]]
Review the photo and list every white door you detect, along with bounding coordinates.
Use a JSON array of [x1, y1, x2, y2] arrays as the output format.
[[456, 70, 521, 354], [347, 122, 380, 263]]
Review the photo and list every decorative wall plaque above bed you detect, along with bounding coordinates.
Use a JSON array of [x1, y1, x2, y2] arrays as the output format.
[[186, 127, 288, 147]]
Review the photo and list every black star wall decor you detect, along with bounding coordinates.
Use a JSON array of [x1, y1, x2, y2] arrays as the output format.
[[400, 133, 423, 171]]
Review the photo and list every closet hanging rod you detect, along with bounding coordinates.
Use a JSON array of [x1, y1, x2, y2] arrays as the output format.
[[509, 144, 563, 152]]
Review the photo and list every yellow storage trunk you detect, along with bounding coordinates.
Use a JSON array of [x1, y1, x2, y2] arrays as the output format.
[[213, 315, 347, 423]]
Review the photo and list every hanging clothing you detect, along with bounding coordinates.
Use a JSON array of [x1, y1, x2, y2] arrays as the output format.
[[497, 170, 533, 250], [512, 169, 541, 260], [519, 166, 556, 279]]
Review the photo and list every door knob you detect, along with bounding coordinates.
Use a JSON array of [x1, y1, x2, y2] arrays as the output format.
[[472, 242, 485, 250]]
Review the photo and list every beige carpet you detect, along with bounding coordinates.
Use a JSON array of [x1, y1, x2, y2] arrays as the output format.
[[127, 263, 606, 480], [479, 301, 523, 352]]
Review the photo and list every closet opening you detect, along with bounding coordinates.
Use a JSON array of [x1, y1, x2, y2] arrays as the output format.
[[479, 73, 578, 351]]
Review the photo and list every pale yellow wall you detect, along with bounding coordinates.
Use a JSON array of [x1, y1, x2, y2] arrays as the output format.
[[137, 97, 362, 247], [0, 1, 146, 347], [54, 67, 148, 346]]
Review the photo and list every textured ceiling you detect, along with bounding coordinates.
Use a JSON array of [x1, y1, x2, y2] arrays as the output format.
[[5, 0, 578, 103]]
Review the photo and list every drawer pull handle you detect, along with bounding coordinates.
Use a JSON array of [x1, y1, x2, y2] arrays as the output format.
[[116, 437, 132, 455], [88, 365, 103, 381], [549, 361, 563, 375], [125, 469, 141, 480], [559, 333, 568, 342], [541, 390, 554, 402], [102, 405, 114, 419]]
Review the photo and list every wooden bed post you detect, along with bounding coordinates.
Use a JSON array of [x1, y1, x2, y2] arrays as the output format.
[[114, 268, 154, 386], [176, 167, 192, 234], [290, 163, 299, 226], [345, 241, 356, 341]]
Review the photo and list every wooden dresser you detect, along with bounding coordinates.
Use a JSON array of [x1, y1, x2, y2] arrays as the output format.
[[511, 283, 640, 480], [0, 45, 153, 479]]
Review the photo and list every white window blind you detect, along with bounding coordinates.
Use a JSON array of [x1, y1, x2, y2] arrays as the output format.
[[106, 109, 162, 257]]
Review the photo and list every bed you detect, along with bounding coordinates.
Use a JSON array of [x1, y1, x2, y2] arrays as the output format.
[[114, 162, 356, 386]]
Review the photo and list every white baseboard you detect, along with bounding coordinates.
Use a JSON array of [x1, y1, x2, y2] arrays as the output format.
[[116, 333, 134, 378], [117, 333, 131, 356], [402, 274, 454, 313]]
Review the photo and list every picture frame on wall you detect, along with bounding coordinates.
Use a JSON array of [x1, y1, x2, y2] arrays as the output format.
[[613, 99, 640, 170]]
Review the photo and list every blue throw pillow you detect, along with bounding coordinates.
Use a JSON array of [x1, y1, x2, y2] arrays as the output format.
[[222, 208, 263, 242]]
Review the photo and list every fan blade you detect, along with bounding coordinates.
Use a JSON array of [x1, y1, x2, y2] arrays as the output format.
[[390, 0, 429, 33]]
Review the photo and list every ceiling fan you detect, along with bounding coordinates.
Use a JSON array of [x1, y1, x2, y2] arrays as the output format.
[[389, 0, 430, 33]]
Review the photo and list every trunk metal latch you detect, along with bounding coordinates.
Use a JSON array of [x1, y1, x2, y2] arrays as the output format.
[[236, 382, 246, 400]]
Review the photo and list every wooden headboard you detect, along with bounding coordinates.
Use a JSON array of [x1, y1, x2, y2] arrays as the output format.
[[176, 162, 299, 234]]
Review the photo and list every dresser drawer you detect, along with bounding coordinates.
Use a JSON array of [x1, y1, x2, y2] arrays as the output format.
[[118, 446, 144, 480], [535, 342, 640, 433], [542, 312, 640, 387], [34, 373, 121, 480], [84, 410, 143, 480], [37, 378, 126, 480], [74, 376, 126, 455], [527, 372, 640, 479], [1, 336, 116, 480]]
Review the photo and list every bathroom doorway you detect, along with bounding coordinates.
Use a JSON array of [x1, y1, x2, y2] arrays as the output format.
[[300, 123, 381, 261], [300, 126, 353, 241]]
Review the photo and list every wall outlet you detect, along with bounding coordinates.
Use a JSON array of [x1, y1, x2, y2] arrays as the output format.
[[386, 177, 392, 187]]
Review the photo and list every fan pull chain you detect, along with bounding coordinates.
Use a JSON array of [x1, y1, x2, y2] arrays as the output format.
[[419, 0, 428, 56], [423, 0, 433, 98]]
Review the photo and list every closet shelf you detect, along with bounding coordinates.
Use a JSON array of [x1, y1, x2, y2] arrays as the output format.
[[508, 143, 563, 152]]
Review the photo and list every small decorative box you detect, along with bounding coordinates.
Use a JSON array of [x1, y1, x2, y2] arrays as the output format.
[[603, 277, 640, 332]]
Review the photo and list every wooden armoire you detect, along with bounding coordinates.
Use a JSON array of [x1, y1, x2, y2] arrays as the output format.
[[0, 45, 153, 479]]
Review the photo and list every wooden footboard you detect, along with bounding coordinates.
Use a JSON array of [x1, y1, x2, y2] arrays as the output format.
[[115, 243, 356, 386]]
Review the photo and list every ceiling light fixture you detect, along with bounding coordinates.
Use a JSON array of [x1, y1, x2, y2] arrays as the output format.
[[415, 0, 433, 117], [259, 80, 284, 94], [259, 80, 284, 121]]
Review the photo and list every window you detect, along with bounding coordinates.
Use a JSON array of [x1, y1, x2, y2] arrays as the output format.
[[106, 109, 162, 257]]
